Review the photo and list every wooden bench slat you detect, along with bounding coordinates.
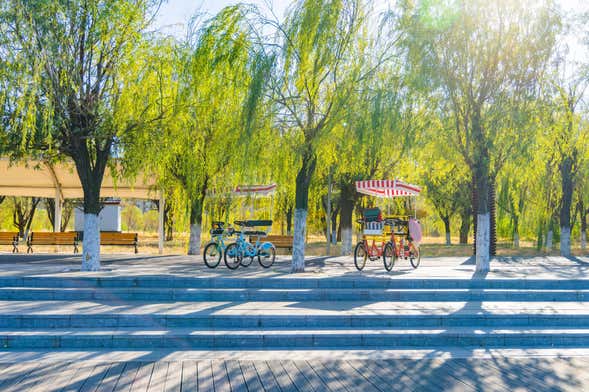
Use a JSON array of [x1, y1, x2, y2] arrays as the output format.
[[0, 232, 19, 253], [27, 232, 78, 254], [100, 233, 138, 253], [249, 235, 293, 253]]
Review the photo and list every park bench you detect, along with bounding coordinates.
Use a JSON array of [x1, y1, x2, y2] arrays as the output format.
[[100, 232, 138, 254], [250, 234, 294, 253], [0, 232, 19, 253], [27, 232, 79, 253]]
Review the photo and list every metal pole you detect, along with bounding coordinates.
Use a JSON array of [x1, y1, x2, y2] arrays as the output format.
[[158, 190, 165, 255]]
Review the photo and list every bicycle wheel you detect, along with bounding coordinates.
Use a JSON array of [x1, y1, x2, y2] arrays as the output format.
[[240, 256, 254, 267], [383, 242, 396, 272], [409, 243, 421, 269], [203, 242, 222, 268], [258, 246, 276, 268], [354, 242, 367, 271], [224, 243, 242, 270]]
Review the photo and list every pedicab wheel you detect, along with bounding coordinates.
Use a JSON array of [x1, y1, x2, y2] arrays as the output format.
[[203, 242, 222, 268], [354, 242, 367, 271], [383, 242, 396, 272], [224, 243, 242, 270], [258, 246, 276, 268], [409, 244, 421, 269]]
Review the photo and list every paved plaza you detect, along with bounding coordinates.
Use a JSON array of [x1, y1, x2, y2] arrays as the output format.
[[1, 253, 589, 390]]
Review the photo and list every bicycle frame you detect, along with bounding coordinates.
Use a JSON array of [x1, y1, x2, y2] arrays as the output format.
[[361, 236, 386, 260], [231, 224, 274, 258]]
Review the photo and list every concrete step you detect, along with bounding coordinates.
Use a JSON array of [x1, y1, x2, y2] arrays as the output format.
[[2, 287, 589, 302], [3, 313, 589, 329], [2, 300, 589, 328], [2, 276, 589, 290], [2, 327, 589, 349]]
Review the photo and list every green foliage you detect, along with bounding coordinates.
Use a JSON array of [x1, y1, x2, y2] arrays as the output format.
[[121, 205, 144, 232]]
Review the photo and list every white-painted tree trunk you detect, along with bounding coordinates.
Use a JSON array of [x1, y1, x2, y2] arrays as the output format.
[[445, 232, 451, 246], [292, 209, 307, 273], [188, 223, 201, 255], [475, 213, 490, 273], [341, 227, 352, 256], [546, 230, 553, 251], [513, 232, 519, 248], [560, 226, 571, 257], [82, 213, 100, 271], [582, 231, 587, 251]]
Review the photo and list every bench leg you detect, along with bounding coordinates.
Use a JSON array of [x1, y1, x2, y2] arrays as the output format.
[[134, 243, 138, 254], [12, 242, 18, 253], [74, 243, 79, 254], [27, 244, 32, 254]]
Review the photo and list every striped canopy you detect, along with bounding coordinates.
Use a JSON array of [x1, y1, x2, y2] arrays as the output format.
[[233, 183, 277, 196], [355, 179, 421, 198]]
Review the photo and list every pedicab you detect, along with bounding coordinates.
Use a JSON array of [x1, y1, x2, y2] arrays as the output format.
[[354, 179, 422, 271]]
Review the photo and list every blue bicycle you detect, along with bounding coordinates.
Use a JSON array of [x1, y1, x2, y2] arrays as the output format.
[[224, 220, 276, 269], [203, 222, 234, 268]]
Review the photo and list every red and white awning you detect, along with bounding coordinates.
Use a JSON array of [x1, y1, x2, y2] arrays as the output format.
[[355, 179, 421, 198], [233, 183, 277, 196]]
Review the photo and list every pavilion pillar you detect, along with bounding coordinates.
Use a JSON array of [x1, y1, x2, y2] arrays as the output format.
[[54, 187, 62, 232], [158, 190, 165, 254]]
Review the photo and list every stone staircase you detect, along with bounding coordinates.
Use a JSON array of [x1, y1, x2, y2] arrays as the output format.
[[1, 275, 589, 350]]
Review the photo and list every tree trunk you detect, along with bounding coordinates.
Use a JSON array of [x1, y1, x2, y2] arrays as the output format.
[[71, 138, 112, 272], [165, 204, 174, 241], [489, 180, 497, 256], [546, 225, 553, 251], [581, 201, 587, 251], [286, 206, 293, 235], [188, 195, 205, 255], [46, 199, 74, 232], [339, 183, 356, 256], [331, 208, 338, 245], [12, 197, 41, 240], [559, 156, 574, 257], [474, 167, 490, 272], [459, 209, 470, 244], [292, 152, 317, 273], [513, 216, 520, 248], [442, 215, 451, 245]]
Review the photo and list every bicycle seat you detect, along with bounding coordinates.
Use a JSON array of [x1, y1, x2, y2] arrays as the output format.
[[244, 230, 267, 236], [235, 220, 272, 227]]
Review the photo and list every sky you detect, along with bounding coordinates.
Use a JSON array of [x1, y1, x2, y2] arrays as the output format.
[[154, 0, 289, 37], [154, 0, 589, 35], [154, 0, 589, 65]]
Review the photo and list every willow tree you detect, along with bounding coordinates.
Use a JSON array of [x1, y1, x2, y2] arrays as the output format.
[[403, 0, 559, 272], [541, 75, 588, 256], [261, 0, 370, 272], [127, 6, 268, 255], [335, 68, 415, 255], [0, 0, 167, 270]]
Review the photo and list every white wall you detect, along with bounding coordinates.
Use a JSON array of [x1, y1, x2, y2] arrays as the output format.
[[74, 203, 121, 232]]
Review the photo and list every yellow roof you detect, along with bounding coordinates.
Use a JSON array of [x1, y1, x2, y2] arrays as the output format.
[[0, 158, 157, 199]]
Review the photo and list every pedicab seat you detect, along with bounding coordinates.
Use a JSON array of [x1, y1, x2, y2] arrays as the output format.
[[364, 221, 384, 235]]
